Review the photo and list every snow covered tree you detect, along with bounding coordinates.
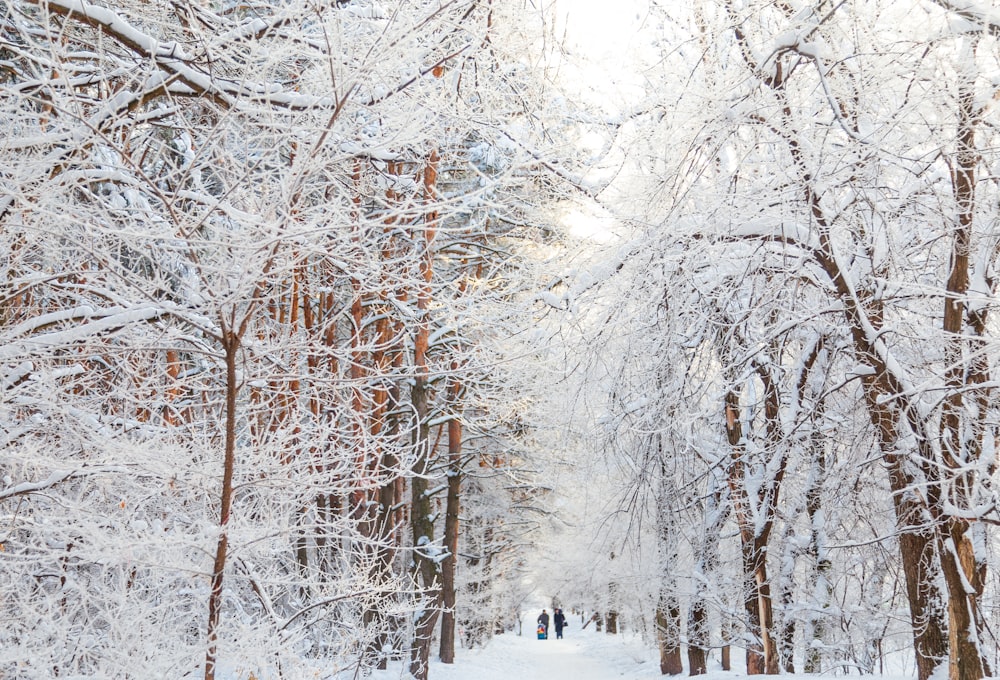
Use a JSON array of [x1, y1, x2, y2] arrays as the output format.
[[0, 1, 560, 678], [575, 1, 1000, 678]]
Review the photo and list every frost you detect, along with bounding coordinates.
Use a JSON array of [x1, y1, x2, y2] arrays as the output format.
[[0, 305, 163, 361], [0, 469, 79, 501], [1, 361, 33, 389], [538, 291, 566, 309]]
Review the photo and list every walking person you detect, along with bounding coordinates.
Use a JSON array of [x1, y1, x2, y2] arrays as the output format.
[[553, 608, 567, 639], [537, 609, 550, 639]]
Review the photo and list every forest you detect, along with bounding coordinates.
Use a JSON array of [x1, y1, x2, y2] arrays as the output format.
[[2, 1, 1000, 680]]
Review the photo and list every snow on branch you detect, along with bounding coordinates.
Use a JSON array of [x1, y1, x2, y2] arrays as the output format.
[[0, 304, 163, 362], [0, 466, 129, 501], [930, 0, 1000, 38], [39, 0, 338, 110]]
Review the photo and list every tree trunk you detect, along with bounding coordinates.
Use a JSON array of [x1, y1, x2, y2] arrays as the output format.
[[778, 535, 795, 674], [656, 593, 683, 675], [408, 377, 441, 680], [938, 522, 986, 680], [408, 151, 442, 680], [686, 600, 708, 676], [756, 565, 780, 675], [439, 391, 462, 664], [740, 541, 779, 675], [294, 506, 310, 601], [655, 441, 682, 675], [368, 371, 404, 670], [720, 614, 731, 671], [204, 332, 240, 680], [931, 53, 990, 680], [885, 449, 948, 680], [725, 388, 781, 675], [688, 481, 728, 676], [804, 437, 831, 674], [366, 423, 401, 670]]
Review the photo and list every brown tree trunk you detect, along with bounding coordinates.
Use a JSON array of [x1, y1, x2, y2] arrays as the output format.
[[654, 440, 683, 675], [884, 447, 948, 680], [720, 612, 732, 671], [778, 529, 795, 673], [408, 151, 442, 680], [726, 391, 763, 675], [740, 541, 779, 675], [204, 331, 240, 680], [367, 350, 404, 670], [656, 593, 683, 675], [408, 379, 441, 680], [686, 601, 708, 676], [688, 483, 727, 676], [821, 278, 951, 680], [725, 388, 781, 675], [756, 566, 780, 675], [439, 375, 463, 664], [606, 610, 618, 634], [932, 55, 990, 680], [364, 160, 409, 670]]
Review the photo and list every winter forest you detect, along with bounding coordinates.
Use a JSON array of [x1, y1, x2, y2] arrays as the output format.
[[4, 0, 1000, 679]]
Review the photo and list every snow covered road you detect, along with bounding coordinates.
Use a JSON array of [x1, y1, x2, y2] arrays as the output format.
[[373, 613, 664, 680], [367, 612, 916, 680], [469, 627, 654, 679]]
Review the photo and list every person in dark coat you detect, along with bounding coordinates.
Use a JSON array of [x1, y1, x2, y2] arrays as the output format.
[[537, 609, 550, 638], [553, 608, 567, 639]]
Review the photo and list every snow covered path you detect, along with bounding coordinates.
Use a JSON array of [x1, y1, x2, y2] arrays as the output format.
[[367, 613, 916, 680], [373, 613, 664, 680], [470, 628, 655, 679]]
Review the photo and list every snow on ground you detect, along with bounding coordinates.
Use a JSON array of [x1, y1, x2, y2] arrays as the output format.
[[371, 611, 663, 680], [369, 610, 918, 680], [372, 611, 662, 680]]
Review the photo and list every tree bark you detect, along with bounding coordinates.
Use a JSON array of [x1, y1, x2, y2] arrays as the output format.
[[686, 600, 708, 676], [408, 151, 442, 680], [408, 377, 441, 680], [656, 593, 683, 675], [884, 447, 948, 680], [777, 526, 796, 674], [605, 610, 617, 635], [654, 440, 683, 675], [931, 51, 991, 680], [725, 388, 781, 675], [804, 150, 951, 680], [688, 477, 728, 676], [803, 438, 831, 674], [439, 383, 462, 664], [719, 612, 732, 671], [204, 331, 240, 680]]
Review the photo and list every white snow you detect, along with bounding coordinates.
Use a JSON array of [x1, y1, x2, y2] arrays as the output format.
[[369, 611, 663, 680], [360, 609, 914, 680]]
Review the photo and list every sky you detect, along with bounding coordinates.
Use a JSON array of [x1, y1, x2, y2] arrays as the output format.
[[554, 0, 654, 107], [545, 0, 659, 243]]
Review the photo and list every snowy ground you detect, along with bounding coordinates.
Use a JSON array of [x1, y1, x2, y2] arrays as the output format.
[[368, 611, 917, 680], [371, 612, 664, 680]]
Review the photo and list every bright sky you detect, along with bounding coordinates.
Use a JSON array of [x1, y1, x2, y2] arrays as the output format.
[[551, 0, 654, 110], [545, 0, 656, 243]]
